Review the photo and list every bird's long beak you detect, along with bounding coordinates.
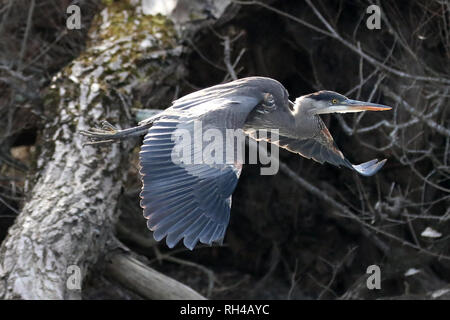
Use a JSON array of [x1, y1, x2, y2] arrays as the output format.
[[315, 99, 392, 114]]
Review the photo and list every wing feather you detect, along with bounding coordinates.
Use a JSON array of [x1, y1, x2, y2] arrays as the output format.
[[139, 77, 291, 249], [139, 96, 260, 250], [267, 118, 386, 176]]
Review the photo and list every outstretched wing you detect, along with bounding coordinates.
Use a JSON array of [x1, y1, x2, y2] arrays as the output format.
[[270, 118, 386, 176], [139, 95, 260, 250]]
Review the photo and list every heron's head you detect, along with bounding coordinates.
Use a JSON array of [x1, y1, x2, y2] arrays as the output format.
[[295, 91, 391, 115]]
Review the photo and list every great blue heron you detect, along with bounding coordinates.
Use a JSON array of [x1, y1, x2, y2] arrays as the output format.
[[81, 77, 391, 250]]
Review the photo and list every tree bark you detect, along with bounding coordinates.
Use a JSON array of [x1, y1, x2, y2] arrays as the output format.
[[0, 1, 183, 299]]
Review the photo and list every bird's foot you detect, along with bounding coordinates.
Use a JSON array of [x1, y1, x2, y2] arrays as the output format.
[[80, 120, 152, 146], [79, 120, 123, 146]]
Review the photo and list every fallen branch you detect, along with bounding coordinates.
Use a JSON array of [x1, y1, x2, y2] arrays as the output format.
[[105, 252, 206, 300]]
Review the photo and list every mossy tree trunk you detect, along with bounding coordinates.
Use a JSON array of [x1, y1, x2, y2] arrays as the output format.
[[0, 1, 184, 299]]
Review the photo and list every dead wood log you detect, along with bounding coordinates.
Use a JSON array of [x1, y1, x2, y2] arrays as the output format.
[[106, 252, 206, 300]]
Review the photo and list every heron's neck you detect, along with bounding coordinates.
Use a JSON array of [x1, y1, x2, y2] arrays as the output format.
[[292, 100, 319, 139]]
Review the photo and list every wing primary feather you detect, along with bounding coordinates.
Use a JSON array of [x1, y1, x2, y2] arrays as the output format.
[[352, 159, 387, 176]]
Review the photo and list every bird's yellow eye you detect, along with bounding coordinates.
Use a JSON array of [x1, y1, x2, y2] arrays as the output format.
[[332, 99, 338, 104]]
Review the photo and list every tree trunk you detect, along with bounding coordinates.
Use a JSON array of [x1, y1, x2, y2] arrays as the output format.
[[0, 1, 184, 299]]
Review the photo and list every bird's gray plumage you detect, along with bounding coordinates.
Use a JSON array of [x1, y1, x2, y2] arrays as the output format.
[[138, 77, 390, 249], [81, 76, 391, 250], [140, 77, 289, 249]]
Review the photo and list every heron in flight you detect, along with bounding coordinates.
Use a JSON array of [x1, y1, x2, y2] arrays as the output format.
[[81, 77, 391, 250]]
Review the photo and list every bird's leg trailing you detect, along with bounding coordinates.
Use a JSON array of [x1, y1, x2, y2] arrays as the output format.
[[80, 120, 153, 146]]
